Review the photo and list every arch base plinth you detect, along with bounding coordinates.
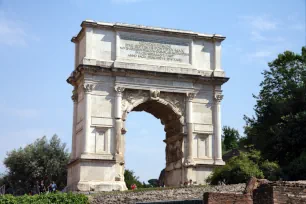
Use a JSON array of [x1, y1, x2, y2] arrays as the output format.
[[67, 181, 127, 192], [67, 158, 127, 192]]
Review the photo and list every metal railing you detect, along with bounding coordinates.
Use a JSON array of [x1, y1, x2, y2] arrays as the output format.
[[0, 185, 5, 195]]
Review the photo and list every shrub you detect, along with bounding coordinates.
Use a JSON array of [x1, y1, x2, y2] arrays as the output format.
[[124, 169, 143, 189], [284, 151, 306, 180], [208, 149, 281, 184], [0, 193, 89, 204], [260, 160, 281, 181], [207, 152, 264, 185]]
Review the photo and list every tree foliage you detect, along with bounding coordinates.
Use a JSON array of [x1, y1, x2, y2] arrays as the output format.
[[1, 135, 69, 194], [244, 47, 306, 178], [222, 126, 240, 152], [124, 169, 143, 189], [147, 179, 159, 187], [207, 149, 280, 185], [283, 151, 306, 180]]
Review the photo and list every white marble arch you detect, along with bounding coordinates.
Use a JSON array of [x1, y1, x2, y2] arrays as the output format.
[[66, 20, 228, 192]]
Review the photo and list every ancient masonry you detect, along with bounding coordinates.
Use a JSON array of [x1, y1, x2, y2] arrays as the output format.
[[66, 20, 229, 191]]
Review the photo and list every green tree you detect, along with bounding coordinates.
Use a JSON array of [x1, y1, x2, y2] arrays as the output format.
[[244, 47, 306, 174], [147, 179, 159, 187], [124, 169, 143, 189], [283, 151, 306, 180], [207, 149, 280, 184], [2, 135, 69, 194], [222, 126, 240, 152]]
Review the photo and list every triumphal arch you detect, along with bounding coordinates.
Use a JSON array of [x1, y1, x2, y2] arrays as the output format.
[[66, 20, 229, 191]]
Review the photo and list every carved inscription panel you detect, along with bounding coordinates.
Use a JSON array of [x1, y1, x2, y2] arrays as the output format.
[[119, 34, 190, 64]]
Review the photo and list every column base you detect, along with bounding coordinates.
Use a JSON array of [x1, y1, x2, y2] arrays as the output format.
[[214, 159, 225, 165]]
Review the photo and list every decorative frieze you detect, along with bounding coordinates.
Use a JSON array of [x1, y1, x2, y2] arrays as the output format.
[[160, 92, 185, 116]]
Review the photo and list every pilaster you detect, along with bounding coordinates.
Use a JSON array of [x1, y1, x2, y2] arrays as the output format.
[[213, 89, 225, 164], [114, 86, 125, 162], [83, 83, 94, 154], [71, 89, 78, 160], [185, 92, 196, 165]]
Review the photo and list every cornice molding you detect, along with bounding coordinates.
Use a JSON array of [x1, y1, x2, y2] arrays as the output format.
[[71, 20, 226, 43], [66, 65, 229, 87]]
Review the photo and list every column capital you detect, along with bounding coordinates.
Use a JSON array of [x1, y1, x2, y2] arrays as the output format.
[[184, 158, 196, 167], [186, 92, 196, 101], [83, 83, 94, 93], [214, 91, 223, 103], [114, 86, 125, 94]]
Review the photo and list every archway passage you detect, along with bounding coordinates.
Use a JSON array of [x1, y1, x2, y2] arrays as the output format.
[[132, 100, 183, 138], [124, 111, 165, 185], [123, 99, 185, 186]]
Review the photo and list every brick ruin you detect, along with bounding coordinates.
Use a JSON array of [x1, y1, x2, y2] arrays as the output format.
[[204, 177, 306, 204]]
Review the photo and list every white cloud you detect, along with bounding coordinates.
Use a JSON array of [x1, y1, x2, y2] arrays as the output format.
[[246, 43, 292, 63], [239, 15, 285, 43], [0, 11, 38, 46], [241, 15, 278, 31], [0, 19, 27, 46]]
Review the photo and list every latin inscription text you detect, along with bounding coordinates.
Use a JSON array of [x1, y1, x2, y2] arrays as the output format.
[[120, 37, 190, 63]]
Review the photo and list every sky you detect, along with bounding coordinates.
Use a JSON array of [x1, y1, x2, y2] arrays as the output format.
[[0, 0, 305, 183]]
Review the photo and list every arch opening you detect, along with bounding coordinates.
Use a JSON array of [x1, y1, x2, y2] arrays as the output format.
[[123, 99, 185, 187], [124, 111, 165, 184]]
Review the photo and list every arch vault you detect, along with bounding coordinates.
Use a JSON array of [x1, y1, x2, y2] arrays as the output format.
[[66, 20, 229, 191]]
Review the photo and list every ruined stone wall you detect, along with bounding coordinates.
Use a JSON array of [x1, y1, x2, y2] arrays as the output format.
[[203, 180, 306, 204], [253, 182, 306, 204], [89, 180, 306, 204], [90, 184, 245, 204], [203, 192, 252, 204]]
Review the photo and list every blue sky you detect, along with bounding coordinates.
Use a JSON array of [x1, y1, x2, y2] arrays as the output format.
[[0, 0, 304, 183]]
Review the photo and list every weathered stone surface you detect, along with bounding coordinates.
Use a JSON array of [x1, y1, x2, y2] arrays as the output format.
[[90, 184, 245, 204], [203, 178, 306, 204], [253, 181, 306, 204], [67, 20, 229, 191], [204, 192, 252, 204]]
